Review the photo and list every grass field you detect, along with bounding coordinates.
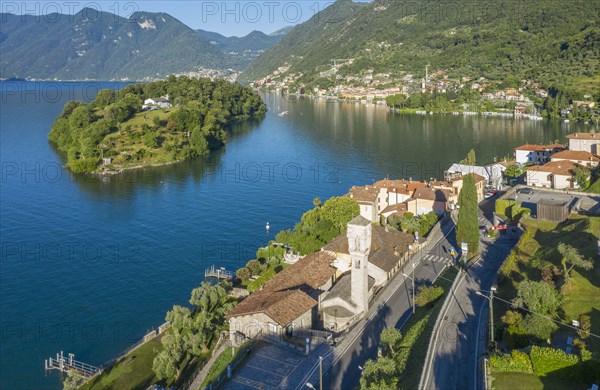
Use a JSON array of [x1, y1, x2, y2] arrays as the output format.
[[585, 179, 600, 194], [81, 336, 162, 390], [490, 372, 584, 390]]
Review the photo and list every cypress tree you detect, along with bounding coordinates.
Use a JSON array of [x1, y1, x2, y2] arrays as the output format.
[[457, 174, 480, 255]]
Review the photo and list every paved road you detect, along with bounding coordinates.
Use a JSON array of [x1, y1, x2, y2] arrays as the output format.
[[420, 236, 519, 390], [326, 220, 458, 390]]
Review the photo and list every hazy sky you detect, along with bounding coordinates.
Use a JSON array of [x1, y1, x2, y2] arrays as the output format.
[[4, 1, 364, 36]]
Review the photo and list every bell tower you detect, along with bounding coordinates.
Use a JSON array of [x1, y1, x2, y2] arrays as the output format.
[[347, 215, 372, 317]]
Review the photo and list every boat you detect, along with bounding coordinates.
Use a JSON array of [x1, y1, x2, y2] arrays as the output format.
[[564, 119, 570, 123], [278, 111, 288, 117]]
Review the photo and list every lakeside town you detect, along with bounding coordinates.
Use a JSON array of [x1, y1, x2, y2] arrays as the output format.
[[254, 64, 600, 123], [56, 131, 600, 390]]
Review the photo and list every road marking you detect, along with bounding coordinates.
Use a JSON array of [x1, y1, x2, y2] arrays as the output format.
[[474, 299, 487, 390]]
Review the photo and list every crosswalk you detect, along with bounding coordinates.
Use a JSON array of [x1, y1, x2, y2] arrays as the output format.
[[420, 253, 452, 264]]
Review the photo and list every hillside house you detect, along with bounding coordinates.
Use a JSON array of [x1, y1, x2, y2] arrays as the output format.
[[566, 133, 600, 154], [514, 144, 565, 164], [526, 161, 583, 189]]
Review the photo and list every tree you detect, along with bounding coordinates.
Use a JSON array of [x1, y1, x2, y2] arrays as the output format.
[[460, 149, 477, 165], [153, 332, 183, 380], [246, 259, 262, 275], [320, 196, 360, 231], [379, 328, 402, 354], [513, 280, 562, 315], [577, 314, 591, 339], [505, 163, 523, 178], [558, 243, 592, 280], [359, 357, 398, 389], [573, 166, 591, 189], [456, 174, 480, 255], [521, 314, 558, 340], [165, 305, 192, 333]]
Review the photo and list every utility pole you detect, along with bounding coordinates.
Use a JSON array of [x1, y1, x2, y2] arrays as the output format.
[[476, 287, 497, 347], [403, 262, 417, 314], [319, 356, 323, 390]]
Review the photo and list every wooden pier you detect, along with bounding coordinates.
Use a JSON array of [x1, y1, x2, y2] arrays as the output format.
[[45, 351, 100, 377], [204, 265, 234, 281]]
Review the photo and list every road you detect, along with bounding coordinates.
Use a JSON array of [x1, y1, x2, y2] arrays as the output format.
[[326, 219, 458, 390], [420, 209, 520, 390]]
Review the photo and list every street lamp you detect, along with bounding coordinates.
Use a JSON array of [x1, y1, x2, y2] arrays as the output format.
[[476, 287, 497, 347], [403, 262, 417, 314], [319, 356, 323, 390]]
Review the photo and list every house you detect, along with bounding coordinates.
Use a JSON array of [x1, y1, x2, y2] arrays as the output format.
[[550, 150, 600, 168], [526, 161, 583, 189], [566, 133, 600, 154], [142, 96, 172, 110], [445, 163, 505, 187], [406, 187, 454, 215], [514, 144, 565, 164], [572, 101, 596, 109], [348, 185, 379, 221], [226, 251, 338, 342]]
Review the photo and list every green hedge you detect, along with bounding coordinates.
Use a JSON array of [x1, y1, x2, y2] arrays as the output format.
[[489, 350, 533, 373], [495, 199, 520, 217], [529, 346, 579, 377]]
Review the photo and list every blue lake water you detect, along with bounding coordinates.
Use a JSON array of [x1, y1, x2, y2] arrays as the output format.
[[0, 81, 593, 389]]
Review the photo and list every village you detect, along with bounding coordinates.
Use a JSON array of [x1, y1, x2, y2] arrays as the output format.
[[254, 64, 599, 122]]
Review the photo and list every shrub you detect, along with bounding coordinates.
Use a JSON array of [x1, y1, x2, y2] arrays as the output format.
[[235, 267, 250, 282], [414, 285, 444, 307], [495, 199, 520, 217], [580, 348, 592, 362], [529, 346, 579, 377], [489, 350, 533, 373], [246, 259, 261, 275], [68, 158, 99, 173]]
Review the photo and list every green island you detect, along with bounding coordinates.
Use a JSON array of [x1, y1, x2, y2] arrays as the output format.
[[48, 76, 266, 174]]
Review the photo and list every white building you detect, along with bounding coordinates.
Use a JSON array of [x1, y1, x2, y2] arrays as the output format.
[[514, 144, 565, 164], [566, 133, 600, 154], [526, 161, 582, 189]]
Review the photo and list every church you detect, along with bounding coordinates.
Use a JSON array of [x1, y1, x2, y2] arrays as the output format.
[[225, 215, 414, 342]]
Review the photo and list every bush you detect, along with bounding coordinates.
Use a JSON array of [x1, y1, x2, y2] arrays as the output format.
[[529, 346, 579, 377], [236, 267, 250, 282], [414, 285, 444, 307], [246, 259, 261, 275], [489, 350, 534, 373], [496, 199, 520, 216]]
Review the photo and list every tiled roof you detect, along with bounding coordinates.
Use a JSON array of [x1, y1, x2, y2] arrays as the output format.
[[515, 144, 565, 152], [550, 150, 600, 162], [528, 160, 580, 176], [225, 251, 337, 326], [225, 290, 317, 326], [373, 179, 427, 193], [566, 133, 600, 140], [324, 225, 414, 272], [381, 203, 408, 216], [262, 251, 337, 292], [348, 185, 378, 202], [412, 187, 452, 202]]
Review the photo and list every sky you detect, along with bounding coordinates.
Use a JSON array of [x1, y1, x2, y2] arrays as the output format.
[[4, 1, 363, 37]]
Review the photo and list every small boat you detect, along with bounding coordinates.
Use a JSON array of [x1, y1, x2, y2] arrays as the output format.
[[278, 111, 288, 117], [266, 222, 270, 231], [564, 119, 570, 123]]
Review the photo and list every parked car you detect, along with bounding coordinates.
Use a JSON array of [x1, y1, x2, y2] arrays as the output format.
[[517, 188, 534, 195]]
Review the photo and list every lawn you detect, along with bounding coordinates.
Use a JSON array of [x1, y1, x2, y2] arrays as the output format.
[[490, 372, 583, 390], [584, 179, 600, 194], [491, 214, 600, 387], [398, 266, 459, 389], [81, 336, 162, 390]]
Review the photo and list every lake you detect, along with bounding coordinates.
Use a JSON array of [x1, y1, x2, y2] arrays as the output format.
[[0, 81, 593, 388]]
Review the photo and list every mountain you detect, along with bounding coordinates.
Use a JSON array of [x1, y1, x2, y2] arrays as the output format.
[[269, 26, 294, 36], [238, 0, 600, 93], [238, 0, 368, 84], [0, 9, 227, 80], [196, 29, 285, 69]]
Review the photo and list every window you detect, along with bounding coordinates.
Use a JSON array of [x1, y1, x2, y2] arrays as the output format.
[[268, 323, 277, 333], [355, 259, 361, 268]]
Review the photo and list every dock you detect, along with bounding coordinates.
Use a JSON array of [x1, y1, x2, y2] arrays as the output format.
[[204, 265, 234, 281], [45, 351, 100, 377]]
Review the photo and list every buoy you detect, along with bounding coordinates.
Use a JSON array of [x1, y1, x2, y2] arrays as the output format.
[[266, 222, 270, 231]]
